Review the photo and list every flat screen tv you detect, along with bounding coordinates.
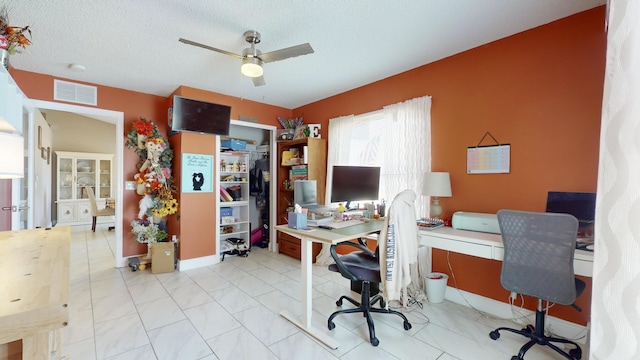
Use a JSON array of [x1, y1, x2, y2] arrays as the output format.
[[171, 95, 231, 136], [330, 166, 380, 209]]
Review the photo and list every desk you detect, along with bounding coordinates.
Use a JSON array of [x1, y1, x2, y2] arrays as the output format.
[[275, 220, 385, 349], [0, 227, 70, 359], [419, 227, 594, 277]]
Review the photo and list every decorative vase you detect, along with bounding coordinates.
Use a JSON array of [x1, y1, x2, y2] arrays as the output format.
[[137, 135, 147, 149], [1, 49, 9, 71]]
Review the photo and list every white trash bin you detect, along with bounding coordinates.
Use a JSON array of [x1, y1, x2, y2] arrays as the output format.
[[425, 272, 449, 303]]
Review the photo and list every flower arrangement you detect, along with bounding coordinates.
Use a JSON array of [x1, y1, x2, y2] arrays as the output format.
[[131, 219, 168, 243], [127, 118, 178, 242], [0, 6, 32, 55]]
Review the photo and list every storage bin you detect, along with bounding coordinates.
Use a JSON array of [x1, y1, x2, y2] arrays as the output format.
[[220, 207, 233, 217], [221, 139, 247, 150]]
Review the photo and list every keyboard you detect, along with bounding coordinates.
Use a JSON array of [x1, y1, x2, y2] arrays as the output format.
[[324, 219, 365, 229]]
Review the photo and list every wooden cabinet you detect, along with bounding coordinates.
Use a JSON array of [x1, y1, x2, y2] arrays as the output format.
[[55, 151, 113, 225], [218, 151, 251, 252], [276, 138, 326, 260]]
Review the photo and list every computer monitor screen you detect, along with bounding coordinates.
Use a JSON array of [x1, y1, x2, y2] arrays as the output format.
[[294, 180, 317, 206], [545, 191, 596, 228], [330, 166, 380, 207]]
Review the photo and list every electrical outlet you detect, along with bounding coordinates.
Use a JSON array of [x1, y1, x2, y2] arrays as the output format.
[[125, 181, 136, 190], [510, 292, 517, 300]]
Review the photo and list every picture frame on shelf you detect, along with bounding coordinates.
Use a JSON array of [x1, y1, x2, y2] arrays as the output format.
[[294, 125, 309, 140]]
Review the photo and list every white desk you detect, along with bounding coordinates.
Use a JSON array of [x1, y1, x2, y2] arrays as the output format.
[[275, 220, 385, 349], [419, 227, 594, 277]]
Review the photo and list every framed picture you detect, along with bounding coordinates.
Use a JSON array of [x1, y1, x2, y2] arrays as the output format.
[[294, 125, 309, 140]]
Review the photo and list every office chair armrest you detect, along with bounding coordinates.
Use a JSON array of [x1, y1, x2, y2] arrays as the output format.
[[329, 241, 376, 281]]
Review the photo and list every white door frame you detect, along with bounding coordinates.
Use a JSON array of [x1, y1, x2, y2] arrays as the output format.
[[24, 99, 126, 267], [228, 120, 278, 253]]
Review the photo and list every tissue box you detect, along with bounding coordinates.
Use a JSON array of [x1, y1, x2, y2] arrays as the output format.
[[288, 212, 307, 229]]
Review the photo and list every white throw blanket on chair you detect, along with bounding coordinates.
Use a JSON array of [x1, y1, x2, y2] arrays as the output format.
[[379, 189, 418, 307]]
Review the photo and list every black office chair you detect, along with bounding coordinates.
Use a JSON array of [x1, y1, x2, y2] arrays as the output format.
[[327, 208, 413, 346], [489, 209, 585, 360]]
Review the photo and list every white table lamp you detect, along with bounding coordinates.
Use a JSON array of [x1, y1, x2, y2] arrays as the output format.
[[423, 172, 452, 218]]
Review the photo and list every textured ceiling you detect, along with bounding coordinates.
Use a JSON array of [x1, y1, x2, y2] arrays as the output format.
[[4, 0, 604, 109]]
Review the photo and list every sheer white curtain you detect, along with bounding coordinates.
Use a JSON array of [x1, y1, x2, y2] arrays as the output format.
[[316, 97, 432, 286], [591, 1, 640, 359], [323, 96, 432, 215]]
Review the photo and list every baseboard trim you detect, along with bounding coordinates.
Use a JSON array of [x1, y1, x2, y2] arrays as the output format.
[[443, 285, 589, 344], [177, 254, 219, 271]]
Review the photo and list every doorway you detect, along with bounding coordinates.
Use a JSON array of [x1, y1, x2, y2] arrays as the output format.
[[25, 99, 126, 267]]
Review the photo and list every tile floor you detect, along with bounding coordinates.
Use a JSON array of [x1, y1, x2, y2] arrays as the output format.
[[59, 224, 589, 360]]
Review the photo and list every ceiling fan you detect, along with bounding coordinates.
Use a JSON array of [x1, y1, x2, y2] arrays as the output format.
[[179, 30, 314, 87]]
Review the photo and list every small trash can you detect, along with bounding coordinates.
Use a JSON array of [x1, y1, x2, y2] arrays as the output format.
[[425, 272, 449, 303]]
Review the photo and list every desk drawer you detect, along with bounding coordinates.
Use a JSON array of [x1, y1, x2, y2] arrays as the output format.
[[278, 233, 301, 260], [421, 234, 493, 259]]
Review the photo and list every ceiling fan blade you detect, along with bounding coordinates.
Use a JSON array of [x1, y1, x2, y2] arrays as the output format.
[[179, 38, 244, 60], [259, 43, 314, 63], [252, 75, 266, 87]]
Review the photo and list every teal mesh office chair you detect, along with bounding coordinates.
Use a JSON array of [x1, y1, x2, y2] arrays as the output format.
[[489, 209, 585, 360]]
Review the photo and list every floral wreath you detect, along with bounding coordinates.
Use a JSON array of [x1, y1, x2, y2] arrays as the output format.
[[127, 118, 178, 243]]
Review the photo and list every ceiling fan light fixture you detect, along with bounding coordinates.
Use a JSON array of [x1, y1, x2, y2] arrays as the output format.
[[241, 57, 263, 78]]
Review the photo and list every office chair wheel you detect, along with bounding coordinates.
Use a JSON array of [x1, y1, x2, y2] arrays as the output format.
[[522, 324, 534, 333], [489, 330, 500, 340], [336, 299, 343, 306], [370, 337, 379, 346], [511, 356, 519, 360], [403, 321, 412, 330], [328, 320, 336, 331], [569, 347, 582, 359]]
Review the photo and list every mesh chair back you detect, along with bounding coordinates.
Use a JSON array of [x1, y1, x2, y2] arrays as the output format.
[[497, 210, 579, 305]]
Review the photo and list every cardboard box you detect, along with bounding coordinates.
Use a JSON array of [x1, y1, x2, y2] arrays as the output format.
[[151, 242, 175, 274], [288, 212, 307, 229]]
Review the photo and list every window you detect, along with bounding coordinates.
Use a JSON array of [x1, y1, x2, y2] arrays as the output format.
[[326, 96, 432, 217]]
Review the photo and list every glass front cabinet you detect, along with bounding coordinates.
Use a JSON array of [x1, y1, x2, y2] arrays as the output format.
[[56, 151, 114, 225]]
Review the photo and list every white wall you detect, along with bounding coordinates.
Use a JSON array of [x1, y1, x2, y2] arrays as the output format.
[[33, 110, 52, 228]]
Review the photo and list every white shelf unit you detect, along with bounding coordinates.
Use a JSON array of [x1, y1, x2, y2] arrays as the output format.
[[218, 151, 250, 251], [56, 151, 113, 225]]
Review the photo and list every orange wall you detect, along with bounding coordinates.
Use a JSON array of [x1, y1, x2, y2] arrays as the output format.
[[293, 7, 606, 325], [10, 73, 293, 257]]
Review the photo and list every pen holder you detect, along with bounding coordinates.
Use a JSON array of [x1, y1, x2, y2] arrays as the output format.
[[288, 212, 307, 229]]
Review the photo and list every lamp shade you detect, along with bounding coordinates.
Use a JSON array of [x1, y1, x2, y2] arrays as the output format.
[[0, 132, 24, 179], [422, 172, 452, 197], [241, 57, 264, 77]]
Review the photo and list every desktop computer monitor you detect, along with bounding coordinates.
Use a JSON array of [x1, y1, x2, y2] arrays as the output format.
[[545, 191, 596, 236], [294, 180, 318, 207], [330, 166, 380, 209]]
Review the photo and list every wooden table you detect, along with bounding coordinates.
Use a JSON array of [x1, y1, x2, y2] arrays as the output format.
[[275, 220, 385, 349], [0, 227, 70, 359]]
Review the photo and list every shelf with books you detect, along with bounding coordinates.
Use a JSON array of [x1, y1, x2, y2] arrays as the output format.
[[219, 151, 250, 247], [276, 137, 326, 260]]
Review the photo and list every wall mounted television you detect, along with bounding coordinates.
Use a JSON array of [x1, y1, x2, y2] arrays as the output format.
[[171, 95, 231, 136], [330, 166, 380, 209]]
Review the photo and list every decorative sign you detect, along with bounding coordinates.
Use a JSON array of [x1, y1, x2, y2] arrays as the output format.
[[182, 153, 213, 192], [308, 124, 321, 138], [467, 144, 510, 174]]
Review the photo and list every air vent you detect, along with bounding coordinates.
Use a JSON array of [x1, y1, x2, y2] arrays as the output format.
[[54, 79, 97, 106]]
